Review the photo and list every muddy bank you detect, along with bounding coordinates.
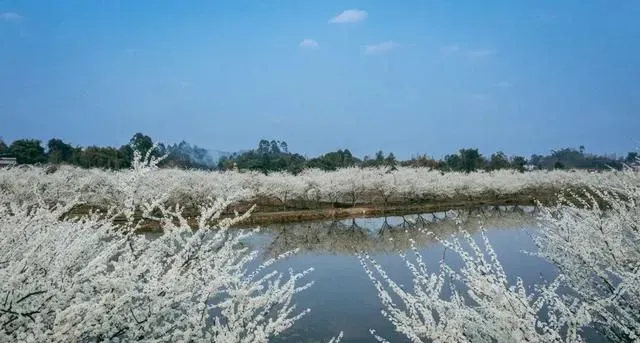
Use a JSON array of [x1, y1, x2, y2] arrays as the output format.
[[234, 193, 552, 228], [65, 188, 561, 230]]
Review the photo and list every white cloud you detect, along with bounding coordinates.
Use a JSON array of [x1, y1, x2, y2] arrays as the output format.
[[439, 43, 461, 56], [497, 81, 512, 88], [329, 9, 367, 24], [0, 12, 23, 21], [467, 49, 495, 58], [363, 41, 399, 55], [299, 38, 319, 49]]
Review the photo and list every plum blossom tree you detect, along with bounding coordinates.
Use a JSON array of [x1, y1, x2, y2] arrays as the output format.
[[372, 170, 398, 208], [535, 169, 640, 342], [0, 148, 321, 343], [360, 231, 591, 343], [361, 166, 640, 342]]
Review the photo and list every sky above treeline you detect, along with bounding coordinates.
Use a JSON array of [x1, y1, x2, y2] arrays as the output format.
[[1, 1, 639, 159]]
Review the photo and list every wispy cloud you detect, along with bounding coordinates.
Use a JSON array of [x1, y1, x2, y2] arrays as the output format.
[[329, 9, 367, 24], [467, 49, 495, 58], [0, 12, 23, 21], [299, 38, 319, 49], [363, 41, 399, 55], [439, 43, 461, 56], [497, 81, 512, 88]]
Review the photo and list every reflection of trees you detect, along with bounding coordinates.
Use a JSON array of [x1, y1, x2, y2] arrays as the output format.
[[263, 206, 538, 257]]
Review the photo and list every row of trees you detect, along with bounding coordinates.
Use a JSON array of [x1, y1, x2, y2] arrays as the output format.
[[220, 140, 636, 174], [1, 135, 637, 173], [0, 133, 216, 170]]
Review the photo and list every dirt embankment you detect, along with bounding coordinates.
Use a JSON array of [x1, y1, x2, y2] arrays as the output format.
[[231, 191, 557, 227], [65, 187, 563, 229]]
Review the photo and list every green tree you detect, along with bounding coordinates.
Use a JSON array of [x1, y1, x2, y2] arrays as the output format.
[[119, 145, 134, 168], [9, 139, 47, 164], [47, 138, 74, 164], [458, 148, 486, 173], [488, 151, 509, 170], [375, 151, 385, 164], [385, 152, 397, 167], [529, 154, 544, 169], [400, 154, 439, 168], [223, 139, 306, 174], [77, 146, 129, 169], [258, 139, 270, 154], [306, 149, 360, 170], [444, 154, 462, 171], [510, 156, 527, 172], [129, 132, 154, 158], [0, 139, 8, 156]]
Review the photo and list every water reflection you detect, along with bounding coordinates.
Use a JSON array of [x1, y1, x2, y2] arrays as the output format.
[[261, 205, 538, 257], [253, 205, 544, 343]]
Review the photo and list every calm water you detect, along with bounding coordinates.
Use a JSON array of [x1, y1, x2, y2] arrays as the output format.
[[243, 206, 563, 343]]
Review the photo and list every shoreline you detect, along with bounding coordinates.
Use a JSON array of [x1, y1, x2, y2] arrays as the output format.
[[234, 196, 549, 228], [68, 189, 559, 230]]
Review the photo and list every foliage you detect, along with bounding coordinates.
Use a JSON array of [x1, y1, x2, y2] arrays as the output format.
[[219, 139, 307, 174], [399, 154, 440, 169], [8, 139, 47, 164], [1, 134, 633, 175], [47, 138, 74, 164], [306, 149, 361, 171], [531, 147, 624, 171], [488, 151, 510, 171], [0, 139, 8, 156], [361, 151, 397, 168]]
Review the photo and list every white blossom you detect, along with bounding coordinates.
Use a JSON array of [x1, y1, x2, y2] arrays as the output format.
[[0, 148, 316, 343]]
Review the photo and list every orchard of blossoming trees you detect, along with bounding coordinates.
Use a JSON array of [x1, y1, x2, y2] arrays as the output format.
[[0, 160, 620, 217], [361, 160, 640, 343], [1, 146, 638, 342], [0, 150, 343, 343]]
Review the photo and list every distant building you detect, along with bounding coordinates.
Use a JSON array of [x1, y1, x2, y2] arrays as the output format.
[[0, 157, 17, 168]]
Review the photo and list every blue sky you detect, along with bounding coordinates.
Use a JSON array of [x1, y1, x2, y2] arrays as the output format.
[[1, 1, 639, 159]]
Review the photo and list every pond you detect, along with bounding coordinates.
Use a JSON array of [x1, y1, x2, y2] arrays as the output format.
[[242, 206, 563, 343]]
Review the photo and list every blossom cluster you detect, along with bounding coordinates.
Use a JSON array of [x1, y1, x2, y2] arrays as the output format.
[[0, 150, 343, 343], [361, 166, 639, 342], [0, 164, 615, 212]]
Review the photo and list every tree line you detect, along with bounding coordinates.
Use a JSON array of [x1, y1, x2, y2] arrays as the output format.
[[0, 133, 216, 170], [218, 139, 637, 174], [1, 135, 637, 173]]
